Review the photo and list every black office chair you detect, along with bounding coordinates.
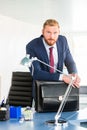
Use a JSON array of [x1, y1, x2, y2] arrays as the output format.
[[6, 71, 33, 107]]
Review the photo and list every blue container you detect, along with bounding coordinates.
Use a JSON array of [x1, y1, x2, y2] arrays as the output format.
[[10, 106, 21, 118]]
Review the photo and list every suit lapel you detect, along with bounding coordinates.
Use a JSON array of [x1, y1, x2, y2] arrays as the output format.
[[56, 40, 63, 70], [37, 38, 49, 65]]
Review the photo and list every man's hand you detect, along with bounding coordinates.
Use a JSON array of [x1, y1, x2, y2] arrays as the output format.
[[62, 74, 81, 88]]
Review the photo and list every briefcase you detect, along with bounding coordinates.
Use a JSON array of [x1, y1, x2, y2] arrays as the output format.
[[35, 81, 79, 112]]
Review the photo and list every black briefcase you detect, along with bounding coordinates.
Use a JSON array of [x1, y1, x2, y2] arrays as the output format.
[[35, 81, 79, 112]]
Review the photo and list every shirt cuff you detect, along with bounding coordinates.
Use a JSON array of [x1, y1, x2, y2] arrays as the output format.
[[59, 74, 63, 80]]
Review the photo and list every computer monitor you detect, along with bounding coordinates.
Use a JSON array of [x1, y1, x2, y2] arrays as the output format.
[[35, 81, 79, 112]]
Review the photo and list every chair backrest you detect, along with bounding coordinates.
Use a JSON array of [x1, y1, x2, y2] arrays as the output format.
[[6, 71, 33, 107]]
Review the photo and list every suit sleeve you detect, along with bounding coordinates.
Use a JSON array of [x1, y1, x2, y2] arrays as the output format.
[[26, 42, 60, 81], [63, 37, 78, 73]]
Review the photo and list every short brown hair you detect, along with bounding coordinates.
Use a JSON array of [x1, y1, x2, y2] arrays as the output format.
[[43, 19, 60, 28]]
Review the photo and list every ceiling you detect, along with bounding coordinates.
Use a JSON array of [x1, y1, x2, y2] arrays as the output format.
[[0, 0, 87, 31], [0, 0, 73, 26]]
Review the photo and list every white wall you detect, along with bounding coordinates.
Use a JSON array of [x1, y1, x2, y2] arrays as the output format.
[[0, 14, 41, 100], [0, 0, 74, 100], [0, 0, 87, 100]]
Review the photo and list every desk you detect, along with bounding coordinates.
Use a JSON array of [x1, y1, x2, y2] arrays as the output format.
[[0, 108, 87, 130]]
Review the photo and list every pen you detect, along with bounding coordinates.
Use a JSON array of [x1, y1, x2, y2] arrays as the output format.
[[0, 97, 5, 107]]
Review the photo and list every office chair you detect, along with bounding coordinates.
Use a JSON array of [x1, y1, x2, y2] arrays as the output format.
[[6, 71, 33, 107]]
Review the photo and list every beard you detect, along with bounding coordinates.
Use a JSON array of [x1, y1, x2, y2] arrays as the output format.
[[44, 38, 57, 46]]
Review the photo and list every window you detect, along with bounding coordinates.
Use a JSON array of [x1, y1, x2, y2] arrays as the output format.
[[73, 33, 87, 85]]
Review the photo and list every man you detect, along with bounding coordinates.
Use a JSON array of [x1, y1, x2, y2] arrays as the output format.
[[26, 19, 80, 88]]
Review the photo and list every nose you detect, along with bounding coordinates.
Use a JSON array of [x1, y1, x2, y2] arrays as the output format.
[[50, 33, 55, 38]]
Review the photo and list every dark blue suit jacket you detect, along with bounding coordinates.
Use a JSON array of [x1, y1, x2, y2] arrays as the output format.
[[26, 35, 77, 81]]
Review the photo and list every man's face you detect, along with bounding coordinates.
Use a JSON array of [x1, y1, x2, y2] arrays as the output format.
[[42, 25, 60, 46]]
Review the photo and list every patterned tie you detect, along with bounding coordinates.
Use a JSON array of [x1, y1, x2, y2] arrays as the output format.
[[49, 47, 54, 73]]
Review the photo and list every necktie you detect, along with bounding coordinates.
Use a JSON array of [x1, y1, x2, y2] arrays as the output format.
[[49, 47, 54, 73]]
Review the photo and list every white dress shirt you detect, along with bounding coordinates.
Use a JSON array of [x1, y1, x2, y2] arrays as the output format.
[[42, 38, 58, 72]]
